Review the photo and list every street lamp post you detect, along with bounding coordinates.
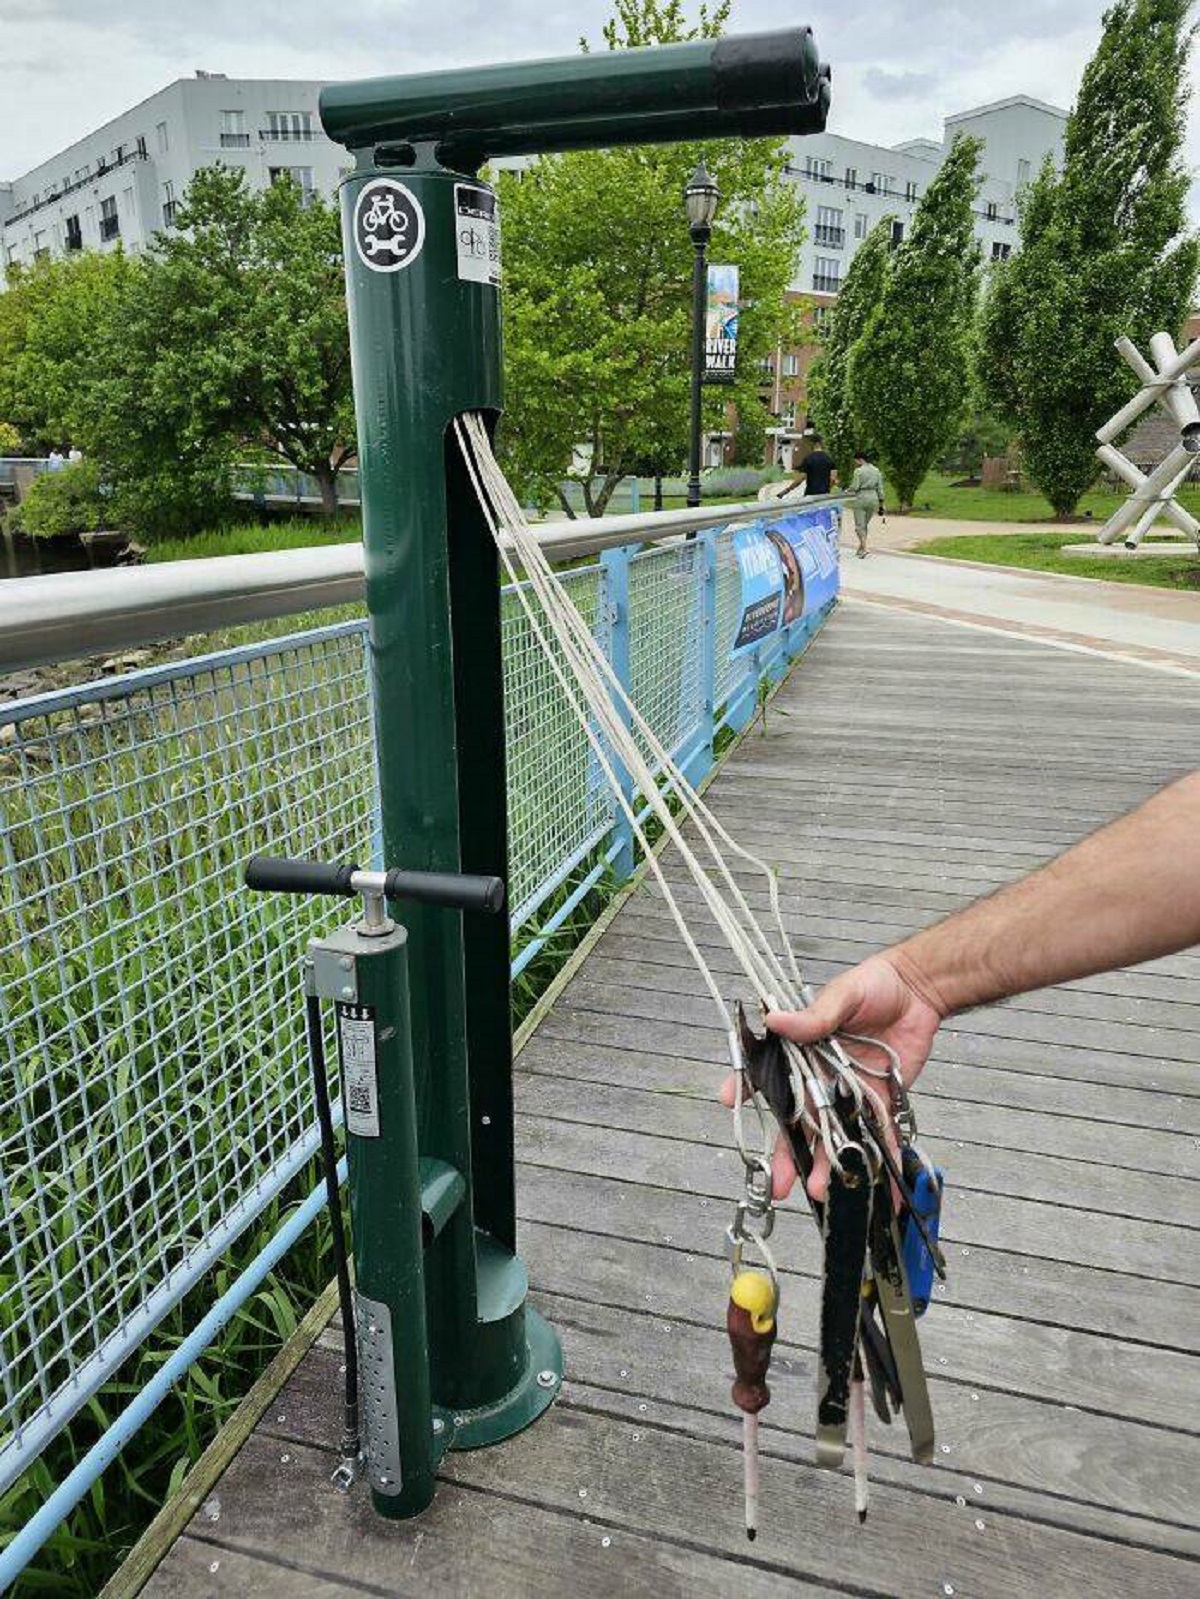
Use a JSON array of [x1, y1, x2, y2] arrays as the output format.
[[685, 160, 720, 511]]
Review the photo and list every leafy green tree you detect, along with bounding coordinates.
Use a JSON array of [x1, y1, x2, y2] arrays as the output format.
[[499, 0, 805, 516], [0, 251, 128, 452], [0, 422, 22, 455], [807, 215, 893, 481], [980, 0, 1199, 516], [83, 166, 355, 532], [848, 137, 982, 511], [5, 459, 106, 540]]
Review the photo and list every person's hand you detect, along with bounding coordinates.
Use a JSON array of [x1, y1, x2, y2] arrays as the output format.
[[719, 954, 944, 1204]]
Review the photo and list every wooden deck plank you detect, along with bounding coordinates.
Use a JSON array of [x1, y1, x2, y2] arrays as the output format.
[[134, 604, 1198, 1597], [512, 1164, 1200, 1356], [522, 1028, 1200, 1144]]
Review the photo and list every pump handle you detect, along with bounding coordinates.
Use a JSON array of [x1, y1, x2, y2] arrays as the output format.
[[244, 855, 505, 914]]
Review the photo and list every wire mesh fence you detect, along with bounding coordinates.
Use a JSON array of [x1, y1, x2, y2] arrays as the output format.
[[0, 510, 838, 1538]]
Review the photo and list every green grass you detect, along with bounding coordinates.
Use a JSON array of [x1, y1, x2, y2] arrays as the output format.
[[910, 530, 1200, 591], [899, 471, 1200, 527], [144, 517, 362, 563]]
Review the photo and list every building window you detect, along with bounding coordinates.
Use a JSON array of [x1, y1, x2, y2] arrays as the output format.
[[985, 200, 998, 221], [844, 166, 857, 189], [812, 305, 831, 333], [780, 401, 796, 430], [136, 135, 148, 158], [100, 195, 120, 241], [156, 121, 169, 155], [269, 166, 316, 205], [33, 230, 48, 261], [891, 220, 905, 248], [905, 179, 918, 202], [264, 110, 315, 142], [803, 156, 832, 182], [64, 213, 83, 251], [162, 180, 179, 228], [991, 241, 1012, 262], [782, 352, 800, 377], [814, 205, 845, 249], [220, 109, 249, 148], [121, 185, 135, 215], [812, 257, 841, 294], [854, 212, 868, 240], [1017, 159, 1031, 187], [869, 172, 893, 195]]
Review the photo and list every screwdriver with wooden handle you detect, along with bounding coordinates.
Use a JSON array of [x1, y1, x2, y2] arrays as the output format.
[[727, 1270, 778, 1541]]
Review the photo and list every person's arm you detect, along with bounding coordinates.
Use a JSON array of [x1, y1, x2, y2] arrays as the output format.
[[736, 773, 1200, 1199], [889, 769, 1200, 1015]]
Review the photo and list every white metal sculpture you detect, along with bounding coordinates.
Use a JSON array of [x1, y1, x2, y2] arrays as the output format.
[[1094, 331, 1200, 549]]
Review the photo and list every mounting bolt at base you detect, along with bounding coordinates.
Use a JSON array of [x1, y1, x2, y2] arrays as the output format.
[[537, 1369, 559, 1390]]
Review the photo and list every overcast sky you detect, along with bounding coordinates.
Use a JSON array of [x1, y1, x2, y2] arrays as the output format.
[[2, 1, 1198, 209]]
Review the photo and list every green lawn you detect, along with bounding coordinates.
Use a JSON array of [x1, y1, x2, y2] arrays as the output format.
[[144, 516, 363, 562], [910, 530, 1199, 591], [900, 471, 1200, 526]]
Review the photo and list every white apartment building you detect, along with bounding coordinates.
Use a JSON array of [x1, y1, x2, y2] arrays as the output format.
[[787, 95, 1067, 299], [0, 74, 349, 270]]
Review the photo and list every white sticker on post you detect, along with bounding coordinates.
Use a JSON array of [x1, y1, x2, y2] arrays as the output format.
[[455, 183, 501, 287], [337, 1002, 380, 1138]]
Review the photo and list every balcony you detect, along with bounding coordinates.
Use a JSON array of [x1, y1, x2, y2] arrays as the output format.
[[220, 132, 251, 148], [260, 127, 317, 142], [99, 216, 120, 242], [811, 273, 841, 295], [814, 225, 845, 250]]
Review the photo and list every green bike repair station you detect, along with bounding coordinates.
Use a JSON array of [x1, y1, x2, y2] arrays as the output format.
[[248, 27, 830, 1521]]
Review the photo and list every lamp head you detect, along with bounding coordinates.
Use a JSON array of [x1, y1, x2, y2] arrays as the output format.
[[685, 160, 720, 236]]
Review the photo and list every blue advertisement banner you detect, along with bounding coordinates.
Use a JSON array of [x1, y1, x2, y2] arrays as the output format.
[[730, 507, 839, 658]]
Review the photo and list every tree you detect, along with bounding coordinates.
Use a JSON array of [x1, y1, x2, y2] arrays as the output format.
[[84, 166, 355, 531], [0, 251, 128, 451], [848, 137, 982, 511], [807, 215, 893, 482], [499, 0, 806, 517], [980, 0, 1199, 516]]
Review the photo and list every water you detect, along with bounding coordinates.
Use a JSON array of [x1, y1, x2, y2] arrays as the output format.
[[0, 529, 131, 580]]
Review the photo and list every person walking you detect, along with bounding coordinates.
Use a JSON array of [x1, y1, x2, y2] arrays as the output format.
[[847, 451, 885, 558], [794, 435, 836, 498]]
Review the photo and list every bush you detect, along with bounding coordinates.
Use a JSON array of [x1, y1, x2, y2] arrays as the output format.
[[0, 421, 22, 455], [701, 466, 780, 499], [6, 460, 107, 539]]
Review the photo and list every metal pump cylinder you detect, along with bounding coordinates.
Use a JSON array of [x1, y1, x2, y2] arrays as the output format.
[[320, 29, 828, 164]]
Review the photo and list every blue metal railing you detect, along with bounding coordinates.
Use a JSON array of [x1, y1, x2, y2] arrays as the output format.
[[0, 507, 839, 1584]]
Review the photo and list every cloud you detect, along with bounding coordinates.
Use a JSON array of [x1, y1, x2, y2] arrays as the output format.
[[861, 68, 941, 103], [1, 0, 1196, 223]]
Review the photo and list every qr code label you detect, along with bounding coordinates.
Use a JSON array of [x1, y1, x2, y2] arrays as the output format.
[[455, 183, 501, 288], [337, 1003, 380, 1138]]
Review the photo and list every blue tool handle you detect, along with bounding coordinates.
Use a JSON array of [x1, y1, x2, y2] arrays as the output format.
[[900, 1156, 944, 1317]]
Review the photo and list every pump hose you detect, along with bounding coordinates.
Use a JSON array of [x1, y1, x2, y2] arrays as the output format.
[[304, 993, 360, 1462]]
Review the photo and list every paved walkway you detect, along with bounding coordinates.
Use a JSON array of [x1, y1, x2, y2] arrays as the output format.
[[840, 515, 1200, 674], [130, 603, 1198, 1599]]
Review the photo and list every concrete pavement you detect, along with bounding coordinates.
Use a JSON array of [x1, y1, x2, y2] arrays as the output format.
[[838, 514, 1200, 675]]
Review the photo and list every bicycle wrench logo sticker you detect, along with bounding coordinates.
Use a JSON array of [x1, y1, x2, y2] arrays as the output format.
[[353, 179, 425, 274]]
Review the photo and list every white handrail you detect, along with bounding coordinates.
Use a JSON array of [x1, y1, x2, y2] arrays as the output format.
[[0, 494, 844, 673]]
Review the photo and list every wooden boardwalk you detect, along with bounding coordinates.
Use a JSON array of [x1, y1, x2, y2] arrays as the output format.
[[139, 603, 1199, 1598]]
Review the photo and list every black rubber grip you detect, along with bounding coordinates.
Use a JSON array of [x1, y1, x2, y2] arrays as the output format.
[[244, 856, 360, 897], [384, 869, 505, 915]]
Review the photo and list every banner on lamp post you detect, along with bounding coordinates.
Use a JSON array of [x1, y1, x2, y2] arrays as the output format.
[[704, 263, 739, 385]]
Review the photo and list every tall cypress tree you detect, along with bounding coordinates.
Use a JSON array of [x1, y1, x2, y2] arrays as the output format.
[[980, 0, 1198, 516], [807, 215, 893, 483], [848, 137, 982, 511]]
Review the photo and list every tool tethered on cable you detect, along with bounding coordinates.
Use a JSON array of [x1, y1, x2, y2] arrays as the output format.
[[453, 411, 947, 1535]]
